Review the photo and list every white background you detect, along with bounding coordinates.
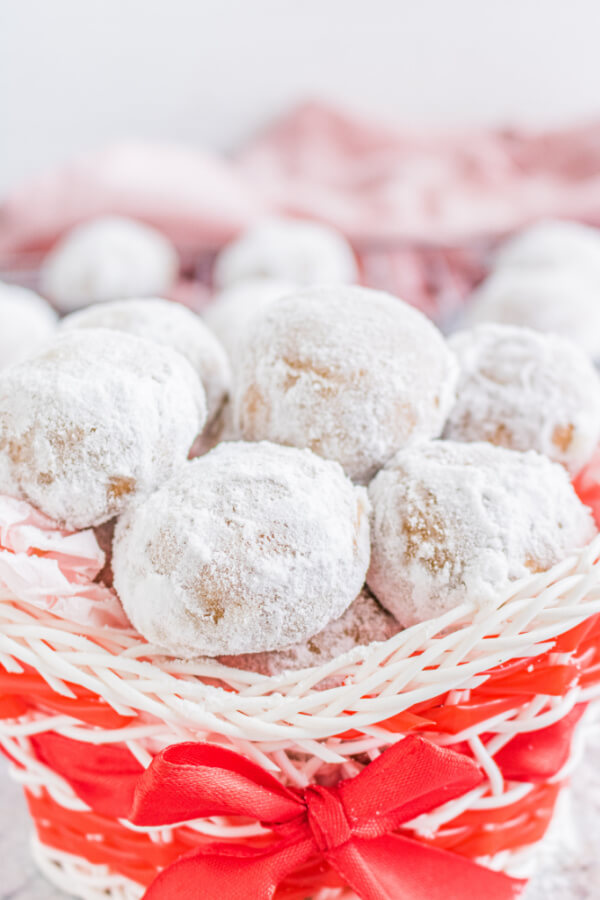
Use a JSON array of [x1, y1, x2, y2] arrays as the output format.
[[2, 0, 600, 194]]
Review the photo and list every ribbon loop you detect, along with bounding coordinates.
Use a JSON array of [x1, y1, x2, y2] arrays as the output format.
[[126, 735, 526, 900]]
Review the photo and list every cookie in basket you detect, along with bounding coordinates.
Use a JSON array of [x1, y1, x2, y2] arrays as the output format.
[[213, 216, 358, 288], [40, 215, 179, 311], [464, 266, 600, 359], [494, 219, 600, 284], [112, 440, 370, 656], [445, 323, 600, 474], [233, 285, 458, 482], [0, 328, 206, 529], [203, 277, 296, 364], [61, 297, 231, 425], [0, 281, 57, 368], [367, 440, 596, 626]]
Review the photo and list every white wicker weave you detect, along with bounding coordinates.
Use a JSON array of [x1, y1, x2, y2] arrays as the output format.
[[1, 530, 600, 899], [1, 535, 599, 751]]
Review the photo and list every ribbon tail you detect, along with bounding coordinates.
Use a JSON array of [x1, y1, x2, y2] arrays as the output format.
[[495, 705, 586, 783], [329, 834, 526, 900], [143, 836, 315, 900], [31, 732, 143, 818]]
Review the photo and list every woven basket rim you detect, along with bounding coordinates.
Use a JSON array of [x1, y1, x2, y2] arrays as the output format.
[[1, 528, 600, 743]]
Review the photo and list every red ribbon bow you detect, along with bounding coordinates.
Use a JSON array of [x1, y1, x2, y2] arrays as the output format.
[[25, 708, 585, 898], [129, 736, 525, 900]]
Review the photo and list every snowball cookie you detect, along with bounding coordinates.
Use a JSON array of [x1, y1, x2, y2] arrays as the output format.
[[204, 277, 296, 362], [40, 216, 178, 312], [0, 329, 206, 529], [494, 220, 600, 285], [233, 286, 458, 483], [367, 441, 596, 627], [218, 588, 401, 677], [0, 282, 58, 368], [112, 441, 370, 657], [213, 217, 358, 289], [445, 324, 600, 475], [464, 267, 600, 359], [62, 298, 230, 423]]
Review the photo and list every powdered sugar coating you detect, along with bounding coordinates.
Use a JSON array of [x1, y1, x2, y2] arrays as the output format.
[[62, 297, 230, 422], [218, 588, 401, 677], [494, 220, 600, 284], [445, 324, 600, 474], [112, 441, 370, 657], [203, 277, 296, 362], [0, 282, 58, 368], [0, 329, 206, 529], [213, 217, 358, 288], [464, 267, 600, 359], [40, 216, 178, 312], [367, 441, 596, 627], [233, 286, 458, 483]]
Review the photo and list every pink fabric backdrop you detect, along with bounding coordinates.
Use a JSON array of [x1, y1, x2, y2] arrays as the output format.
[[2, 102, 600, 319]]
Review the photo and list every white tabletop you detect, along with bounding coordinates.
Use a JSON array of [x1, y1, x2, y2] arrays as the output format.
[[2, 732, 600, 899]]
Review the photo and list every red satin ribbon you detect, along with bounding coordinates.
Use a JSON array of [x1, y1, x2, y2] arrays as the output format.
[[30, 732, 144, 817], [129, 737, 525, 900], [494, 705, 585, 782], [27, 708, 586, 900]]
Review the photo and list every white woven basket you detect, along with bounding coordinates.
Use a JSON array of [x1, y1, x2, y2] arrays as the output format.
[[2, 524, 600, 899]]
